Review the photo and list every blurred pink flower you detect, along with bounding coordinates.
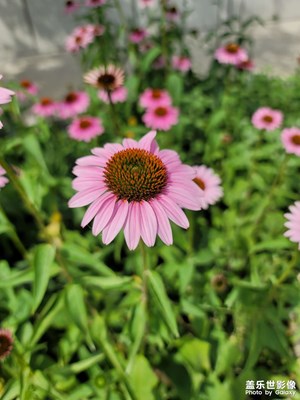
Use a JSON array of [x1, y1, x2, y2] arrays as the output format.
[[68, 116, 104, 142], [281, 127, 300, 156], [139, 88, 172, 108], [142, 105, 179, 131], [0, 329, 13, 360], [284, 201, 300, 249], [251, 107, 283, 131], [165, 6, 180, 22], [84, 64, 125, 91], [236, 58, 254, 71], [32, 97, 57, 117], [20, 79, 38, 95], [153, 56, 166, 70], [215, 43, 248, 65], [68, 130, 201, 250], [98, 86, 128, 104], [65, 25, 99, 53], [172, 55, 192, 72], [85, 0, 106, 7], [193, 165, 223, 209], [0, 75, 14, 129], [64, 0, 80, 13], [0, 75, 14, 105], [129, 28, 148, 44], [0, 166, 9, 190], [57, 91, 90, 119], [138, 0, 155, 8]]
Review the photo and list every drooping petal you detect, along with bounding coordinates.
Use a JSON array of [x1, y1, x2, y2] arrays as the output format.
[[139, 201, 158, 247], [92, 195, 117, 235], [102, 200, 129, 244], [124, 202, 141, 250], [158, 195, 189, 229], [81, 191, 111, 228], [150, 199, 173, 245], [68, 187, 103, 208]]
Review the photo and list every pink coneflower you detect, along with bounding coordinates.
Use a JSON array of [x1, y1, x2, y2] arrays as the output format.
[[138, 0, 155, 8], [0, 166, 9, 190], [85, 0, 106, 7], [17, 79, 39, 102], [236, 58, 254, 71], [0, 329, 13, 360], [139, 88, 172, 109], [0, 76, 14, 105], [20, 79, 38, 95], [98, 86, 128, 104], [281, 127, 300, 156], [129, 28, 148, 44], [165, 6, 180, 22], [32, 97, 57, 117], [84, 64, 125, 91], [193, 165, 223, 210], [57, 91, 90, 119], [64, 0, 80, 13], [0, 75, 14, 129], [251, 107, 283, 131], [172, 55, 192, 72], [68, 130, 202, 250], [214, 43, 248, 65], [65, 27, 94, 53], [142, 105, 179, 131], [68, 116, 104, 142], [284, 202, 300, 249]]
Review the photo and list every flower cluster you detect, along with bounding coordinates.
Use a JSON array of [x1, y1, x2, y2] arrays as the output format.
[[65, 24, 105, 53], [140, 88, 179, 131]]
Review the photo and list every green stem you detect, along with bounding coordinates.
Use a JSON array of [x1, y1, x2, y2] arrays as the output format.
[[252, 154, 288, 232], [0, 204, 27, 258], [268, 251, 299, 301], [0, 158, 46, 234], [107, 90, 122, 137]]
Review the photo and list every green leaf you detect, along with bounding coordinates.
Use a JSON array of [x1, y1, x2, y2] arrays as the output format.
[[166, 73, 183, 104], [23, 133, 49, 173], [140, 46, 161, 72], [32, 244, 56, 313], [147, 270, 179, 338], [178, 339, 211, 372], [130, 355, 158, 400], [82, 276, 133, 291], [65, 284, 89, 333]]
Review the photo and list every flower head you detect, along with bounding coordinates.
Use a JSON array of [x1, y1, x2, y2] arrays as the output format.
[[0, 166, 9, 190], [142, 105, 179, 131], [129, 28, 148, 44], [84, 65, 125, 92], [284, 201, 300, 249], [0, 76, 14, 106], [172, 55, 192, 72], [0, 75, 14, 129], [98, 86, 128, 104], [65, 26, 96, 53], [193, 165, 223, 209], [68, 116, 104, 142], [139, 88, 172, 109], [236, 58, 254, 71], [20, 79, 39, 95], [85, 0, 106, 7], [214, 43, 248, 65], [165, 6, 180, 22], [281, 127, 300, 156], [32, 97, 57, 117], [138, 0, 155, 8], [0, 329, 13, 360], [57, 91, 90, 119], [68, 131, 202, 250], [64, 0, 80, 13], [251, 107, 283, 131]]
